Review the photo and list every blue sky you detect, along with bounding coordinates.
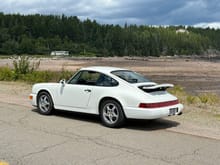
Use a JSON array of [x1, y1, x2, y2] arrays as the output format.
[[1, 0, 220, 27]]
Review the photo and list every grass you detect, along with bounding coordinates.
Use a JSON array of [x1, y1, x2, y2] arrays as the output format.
[[169, 86, 220, 121], [215, 114, 220, 120], [0, 55, 73, 83], [169, 85, 220, 106], [0, 66, 73, 83]]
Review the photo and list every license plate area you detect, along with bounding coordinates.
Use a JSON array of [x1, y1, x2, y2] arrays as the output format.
[[169, 108, 178, 116]]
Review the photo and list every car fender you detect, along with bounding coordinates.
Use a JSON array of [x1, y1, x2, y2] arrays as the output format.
[[33, 83, 60, 104]]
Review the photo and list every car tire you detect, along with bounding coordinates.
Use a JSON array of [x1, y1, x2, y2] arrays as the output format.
[[100, 99, 125, 128], [37, 91, 54, 115]]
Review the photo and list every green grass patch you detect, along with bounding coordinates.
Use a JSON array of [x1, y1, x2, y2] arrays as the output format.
[[215, 114, 220, 120], [169, 85, 220, 106], [0, 67, 14, 81], [198, 93, 219, 105], [0, 66, 73, 83], [0, 55, 74, 83]]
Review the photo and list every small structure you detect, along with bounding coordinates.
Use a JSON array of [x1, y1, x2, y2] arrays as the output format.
[[176, 29, 189, 34], [51, 51, 69, 56]]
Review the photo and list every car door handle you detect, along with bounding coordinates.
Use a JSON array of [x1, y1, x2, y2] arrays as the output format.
[[84, 89, 91, 92]]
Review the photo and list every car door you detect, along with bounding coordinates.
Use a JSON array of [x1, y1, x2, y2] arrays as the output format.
[[56, 70, 100, 111], [57, 84, 92, 109]]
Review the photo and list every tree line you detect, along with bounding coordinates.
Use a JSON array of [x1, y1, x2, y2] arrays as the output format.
[[0, 13, 220, 56]]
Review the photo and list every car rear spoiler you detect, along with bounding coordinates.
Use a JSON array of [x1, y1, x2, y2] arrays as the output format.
[[139, 83, 174, 93], [142, 84, 174, 90]]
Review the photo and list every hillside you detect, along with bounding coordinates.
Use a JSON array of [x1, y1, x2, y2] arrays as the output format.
[[1, 13, 220, 56]]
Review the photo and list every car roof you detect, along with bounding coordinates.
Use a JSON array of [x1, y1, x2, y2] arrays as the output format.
[[80, 66, 127, 74]]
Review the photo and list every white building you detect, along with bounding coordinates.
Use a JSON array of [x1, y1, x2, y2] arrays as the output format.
[[51, 51, 69, 56], [176, 29, 189, 34]]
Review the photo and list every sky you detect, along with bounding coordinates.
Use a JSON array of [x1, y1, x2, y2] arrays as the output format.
[[1, 0, 220, 28]]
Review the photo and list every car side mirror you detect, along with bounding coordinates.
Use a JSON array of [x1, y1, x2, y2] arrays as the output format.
[[59, 79, 66, 86]]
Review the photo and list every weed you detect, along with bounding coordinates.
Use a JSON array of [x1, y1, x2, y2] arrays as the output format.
[[215, 114, 220, 120], [12, 56, 40, 75], [168, 85, 187, 103], [198, 93, 219, 105], [0, 56, 72, 83], [186, 95, 198, 104], [0, 67, 14, 81], [169, 86, 220, 106]]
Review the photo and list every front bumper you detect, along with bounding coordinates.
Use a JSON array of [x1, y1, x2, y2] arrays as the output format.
[[124, 103, 183, 119], [29, 93, 37, 107]]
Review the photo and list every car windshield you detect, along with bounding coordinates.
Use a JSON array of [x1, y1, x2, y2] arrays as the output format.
[[111, 70, 150, 83]]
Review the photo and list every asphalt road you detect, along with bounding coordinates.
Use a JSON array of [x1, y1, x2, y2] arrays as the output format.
[[0, 102, 220, 165]]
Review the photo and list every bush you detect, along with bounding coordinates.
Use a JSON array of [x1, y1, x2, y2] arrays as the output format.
[[0, 55, 73, 83], [0, 67, 14, 81], [186, 95, 198, 104], [12, 56, 40, 78], [198, 93, 219, 105], [169, 86, 220, 106]]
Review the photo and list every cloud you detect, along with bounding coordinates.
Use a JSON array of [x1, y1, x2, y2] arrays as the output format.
[[194, 22, 220, 29], [0, 0, 220, 26]]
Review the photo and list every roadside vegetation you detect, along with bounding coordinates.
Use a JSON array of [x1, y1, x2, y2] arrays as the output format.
[[0, 56, 72, 83], [169, 85, 220, 117], [169, 85, 219, 106]]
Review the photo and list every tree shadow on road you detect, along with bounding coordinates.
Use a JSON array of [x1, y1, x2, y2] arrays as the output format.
[[32, 109, 180, 131]]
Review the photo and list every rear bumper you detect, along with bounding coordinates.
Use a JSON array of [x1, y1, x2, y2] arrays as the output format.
[[124, 103, 183, 119], [29, 93, 37, 107]]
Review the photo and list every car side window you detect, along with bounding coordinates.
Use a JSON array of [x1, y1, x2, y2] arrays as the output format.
[[68, 71, 82, 84], [96, 74, 118, 87], [68, 70, 118, 87], [69, 71, 100, 85]]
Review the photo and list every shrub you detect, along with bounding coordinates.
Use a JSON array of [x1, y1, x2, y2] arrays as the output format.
[[169, 86, 220, 106], [168, 85, 186, 103], [0, 67, 14, 81], [12, 56, 40, 78], [198, 93, 219, 105], [186, 95, 198, 104]]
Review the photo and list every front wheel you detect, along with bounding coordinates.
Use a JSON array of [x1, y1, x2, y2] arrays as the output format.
[[100, 100, 125, 128], [37, 92, 54, 115]]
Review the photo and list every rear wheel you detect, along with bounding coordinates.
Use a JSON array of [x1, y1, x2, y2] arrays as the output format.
[[100, 99, 125, 128], [37, 92, 54, 115]]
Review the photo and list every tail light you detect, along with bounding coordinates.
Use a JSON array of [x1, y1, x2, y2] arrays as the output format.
[[29, 95, 33, 100], [139, 100, 179, 108]]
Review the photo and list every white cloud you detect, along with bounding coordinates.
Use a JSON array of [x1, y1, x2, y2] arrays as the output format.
[[0, 0, 220, 25], [194, 22, 220, 29]]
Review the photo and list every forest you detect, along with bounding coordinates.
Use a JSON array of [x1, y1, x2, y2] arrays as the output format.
[[0, 13, 220, 56]]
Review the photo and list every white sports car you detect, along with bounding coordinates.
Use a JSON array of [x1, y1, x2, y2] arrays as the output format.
[[29, 66, 183, 128]]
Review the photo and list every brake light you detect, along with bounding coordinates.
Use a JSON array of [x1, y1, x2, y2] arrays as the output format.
[[139, 100, 179, 108]]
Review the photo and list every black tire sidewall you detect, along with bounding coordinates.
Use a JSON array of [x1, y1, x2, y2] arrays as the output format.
[[37, 92, 53, 115], [100, 100, 125, 128]]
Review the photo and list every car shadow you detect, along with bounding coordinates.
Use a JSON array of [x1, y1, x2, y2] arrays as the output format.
[[125, 118, 180, 131], [31, 109, 180, 131], [32, 108, 100, 123]]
